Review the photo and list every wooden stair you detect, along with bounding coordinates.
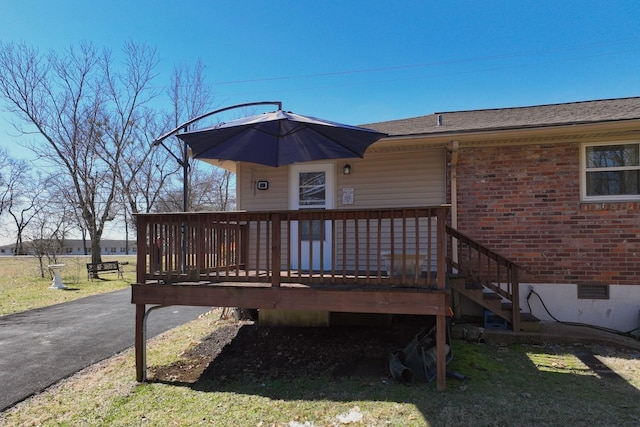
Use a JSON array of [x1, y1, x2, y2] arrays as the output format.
[[449, 276, 540, 332]]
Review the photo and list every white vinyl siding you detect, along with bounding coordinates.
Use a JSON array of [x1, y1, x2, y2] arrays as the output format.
[[336, 149, 446, 208], [334, 216, 438, 275], [238, 149, 446, 211], [237, 149, 446, 273], [237, 163, 290, 211]]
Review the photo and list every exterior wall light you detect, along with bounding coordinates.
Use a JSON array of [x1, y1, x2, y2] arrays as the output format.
[[343, 164, 352, 175]]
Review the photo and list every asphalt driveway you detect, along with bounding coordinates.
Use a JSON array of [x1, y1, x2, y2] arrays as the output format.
[[0, 289, 211, 411]]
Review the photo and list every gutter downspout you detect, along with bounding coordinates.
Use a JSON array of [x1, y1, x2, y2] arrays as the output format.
[[450, 141, 459, 267]]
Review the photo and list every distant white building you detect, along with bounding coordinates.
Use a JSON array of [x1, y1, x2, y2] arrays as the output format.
[[0, 239, 137, 256]]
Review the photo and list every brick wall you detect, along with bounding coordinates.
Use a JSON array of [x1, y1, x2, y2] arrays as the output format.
[[453, 142, 640, 285]]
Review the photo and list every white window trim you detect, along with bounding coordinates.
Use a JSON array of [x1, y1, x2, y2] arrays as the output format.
[[580, 141, 640, 202]]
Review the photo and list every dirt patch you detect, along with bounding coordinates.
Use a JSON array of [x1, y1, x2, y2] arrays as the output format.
[[150, 314, 640, 386], [150, 316, 434, 384]]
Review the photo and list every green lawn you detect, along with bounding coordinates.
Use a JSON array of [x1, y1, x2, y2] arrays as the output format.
[[1, 256, 639, 426], [2, 309, 639, 426], [0, 255, 135, 316]]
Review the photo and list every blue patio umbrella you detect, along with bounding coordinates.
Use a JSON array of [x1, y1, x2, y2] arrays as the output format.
[[176, 109, 387, 167]]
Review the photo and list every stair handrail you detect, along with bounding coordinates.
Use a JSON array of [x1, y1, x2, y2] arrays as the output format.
[[446, 226, 523, 271], [446, 225, 523, 330]]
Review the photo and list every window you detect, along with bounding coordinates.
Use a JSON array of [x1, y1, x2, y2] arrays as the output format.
[[298, 171, 326, 241], [298, 172, 326, 208], [300, 219, 325, 241], [582, 142, 640, 201]]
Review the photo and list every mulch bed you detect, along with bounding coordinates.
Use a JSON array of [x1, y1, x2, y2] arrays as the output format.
[[150, 315, 435, 384]]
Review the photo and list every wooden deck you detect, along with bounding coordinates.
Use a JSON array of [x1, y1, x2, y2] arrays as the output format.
[[132, 206, 454, 390], [132, 281, 449, 315], [132, 281, 450, 389]]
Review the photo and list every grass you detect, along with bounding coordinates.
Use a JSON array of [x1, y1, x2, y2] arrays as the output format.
[[0, 255, 135, 316], [2, 311, 639, 426], [1, 257, 639, 426]]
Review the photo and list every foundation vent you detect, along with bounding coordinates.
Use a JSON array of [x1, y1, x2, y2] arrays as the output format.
[[577, 283, 610, 300]]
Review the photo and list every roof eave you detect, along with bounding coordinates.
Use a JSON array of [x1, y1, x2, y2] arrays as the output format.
[[379, 118, 640, 142]]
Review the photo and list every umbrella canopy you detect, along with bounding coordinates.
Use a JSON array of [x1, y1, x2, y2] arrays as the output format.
[[176, 110, 387, 167]]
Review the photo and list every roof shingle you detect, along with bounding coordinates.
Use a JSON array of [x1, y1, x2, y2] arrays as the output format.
[[362, 97, 640, 137]]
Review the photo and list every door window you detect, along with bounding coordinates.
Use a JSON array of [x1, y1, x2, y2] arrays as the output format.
[[298, 172, 326, 208], [298, 171, 326, 241]]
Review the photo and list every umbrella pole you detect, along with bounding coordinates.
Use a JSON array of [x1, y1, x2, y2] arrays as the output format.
[[182, 125, 189, 273], [151, 101, 283, 274]]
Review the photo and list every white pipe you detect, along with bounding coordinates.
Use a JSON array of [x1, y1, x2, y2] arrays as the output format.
[[450, 141, 459, 266]]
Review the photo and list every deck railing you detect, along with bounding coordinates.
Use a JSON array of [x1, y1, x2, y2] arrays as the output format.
[[445, 225, 521, 329], [135, 206, 449, 290]]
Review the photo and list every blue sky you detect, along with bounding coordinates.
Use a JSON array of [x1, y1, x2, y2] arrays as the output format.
[[1, 0, 639, 132], [1, 0, 639, 242]]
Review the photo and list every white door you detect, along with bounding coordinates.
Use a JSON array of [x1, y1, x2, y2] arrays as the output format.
[[289, 163, 334, 271]]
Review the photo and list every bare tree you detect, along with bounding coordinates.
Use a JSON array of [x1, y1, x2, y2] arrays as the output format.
[[0, 148, 16, 218], [0, 149, 19, 246], [5, 165, 46, 255], [149, 60, 244, 214], [163, 60, 220, 212], [113, 124, 179, 242], [154, 161, 236, 212], [215, 169, 235, 211], [47, 174, 91, 254], [111, 59, 219, 249], [0, 41, 159, 267], [25, 199, 73, 277]]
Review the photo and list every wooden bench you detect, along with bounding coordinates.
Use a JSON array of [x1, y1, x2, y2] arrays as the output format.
[[87, 261, 124, 280]]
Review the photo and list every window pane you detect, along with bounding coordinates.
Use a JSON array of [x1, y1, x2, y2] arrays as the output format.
[[301, 220, 324, 241], [586, 170, 640, 196], [586, 144, 639, 168], [299, 172, 325, 208]]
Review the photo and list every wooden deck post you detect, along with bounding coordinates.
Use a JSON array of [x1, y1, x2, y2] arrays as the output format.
[[436, 314, 447, 391], [436, 206, 448, 391], [271, 213, 281, 287], [436, 207, 447, 290], [511, 268, 520, 331], [136, 217, 148, 285], [135, 303, 146, 382]]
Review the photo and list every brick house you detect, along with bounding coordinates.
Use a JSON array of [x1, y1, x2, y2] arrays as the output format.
[[362, 97, 640, 333], [132, 96, 639, 387], [189, 96, 639, 332]]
